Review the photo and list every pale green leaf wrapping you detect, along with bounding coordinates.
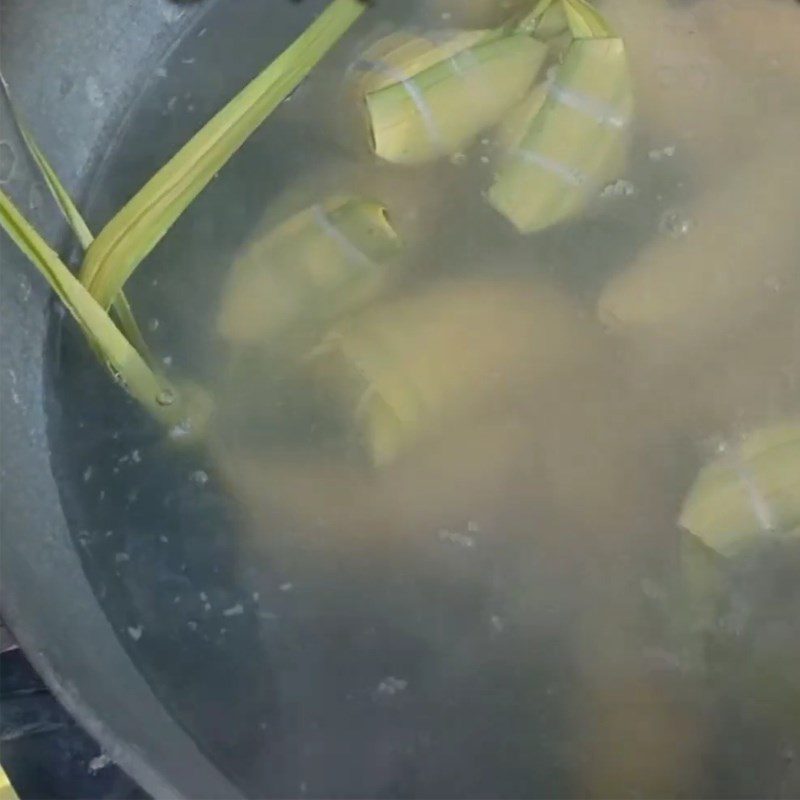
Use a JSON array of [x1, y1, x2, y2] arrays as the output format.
[[0, 189, 183, 426], [679, 422, 800, 558], [218, 196, 402, 346], [365, 33, 547, 164], [489, 36, 632, 233], [517, 0, 611, 38], [516, 0, 558, 34], [79, 0, 367, 310], [562, 0, 613, 38]]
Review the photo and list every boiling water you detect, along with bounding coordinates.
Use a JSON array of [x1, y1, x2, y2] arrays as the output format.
[[49, 0, 800, 796]]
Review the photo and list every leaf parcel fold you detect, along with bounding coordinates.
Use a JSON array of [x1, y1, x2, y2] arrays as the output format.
[[217, 195, 402, 346], [309, 279, 599, 466], [679, 421, 800, 558], [489, 0, 632, 233], [355, 29, 547, 164]]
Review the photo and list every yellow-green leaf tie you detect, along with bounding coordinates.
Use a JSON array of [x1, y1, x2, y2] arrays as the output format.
[[546, 79, 630, 128], [513, 147, 587, 185], [312, 203, 375, 267]]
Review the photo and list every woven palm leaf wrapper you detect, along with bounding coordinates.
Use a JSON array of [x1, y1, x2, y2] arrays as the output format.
[[238, 159, 453, 257], [309, 279, 599, 466], [493, 81, 549, 154], [352, 27, 548, 164], [489, 0, 633, 233], [492, 0, 569, 151], [671, 421, 800, 683], [679, 421, 800, 560], [217, 195, 402, 348]]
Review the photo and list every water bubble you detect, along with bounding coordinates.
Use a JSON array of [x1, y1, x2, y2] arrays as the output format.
[[659, 208, 692, 238], [449, 152, 467, 166], [156, 388, 176, 406], [190, 469, 209, 486], [147, 318, 160, 332], [169, 419, 193, 440], [85, 76, 105, 108], [601, 178, 635, 198], [127, 625, 143, 641], [376, 676, 407, 696], [88, 754, 111, 774], [648, 144, 677, 162]]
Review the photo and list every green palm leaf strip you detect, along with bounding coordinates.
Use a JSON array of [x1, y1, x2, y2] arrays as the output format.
[[79, 0, 368, 311], [1, 73, 153, 360], [0, 189, 180, 425]]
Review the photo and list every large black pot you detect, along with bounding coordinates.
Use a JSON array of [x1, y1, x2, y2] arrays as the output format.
[[0, 3, 313, 797], [3, 2, 799, 799]]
